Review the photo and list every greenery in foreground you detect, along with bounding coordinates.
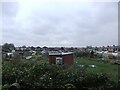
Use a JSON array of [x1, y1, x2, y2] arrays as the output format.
[[75, 57, 118, 81], [2, 59, 120, 90]]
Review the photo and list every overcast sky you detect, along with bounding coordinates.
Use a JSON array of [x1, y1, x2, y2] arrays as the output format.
[[1, 0, 118, 47]]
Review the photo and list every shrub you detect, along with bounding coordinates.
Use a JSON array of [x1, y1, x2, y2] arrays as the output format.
[[2, 61, 118, 89], [75, 51, 90, 58]]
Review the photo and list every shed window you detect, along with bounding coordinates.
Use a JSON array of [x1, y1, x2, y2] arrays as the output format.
[[56, 57, 62, 65]]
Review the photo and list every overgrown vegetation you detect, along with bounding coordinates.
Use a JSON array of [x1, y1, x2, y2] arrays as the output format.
[[2, 60, 119, 90]]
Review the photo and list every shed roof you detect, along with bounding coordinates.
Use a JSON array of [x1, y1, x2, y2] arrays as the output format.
[[49, 52, 73, 55]]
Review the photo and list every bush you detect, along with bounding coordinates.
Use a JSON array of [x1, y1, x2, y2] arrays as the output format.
[[2, 61, 118, 89], [2, 84, 10, 90], [75, 51, 90, 58]]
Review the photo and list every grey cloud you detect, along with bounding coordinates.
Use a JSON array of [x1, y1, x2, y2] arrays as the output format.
[[2, 2, 19, 17], [1, 1, 118, 47]]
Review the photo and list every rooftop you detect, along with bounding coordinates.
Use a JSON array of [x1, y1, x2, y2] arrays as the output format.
[[49, 51, 74, 55]]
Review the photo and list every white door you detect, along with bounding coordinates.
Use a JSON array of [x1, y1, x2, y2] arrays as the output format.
[[56, 57, 62, 65]]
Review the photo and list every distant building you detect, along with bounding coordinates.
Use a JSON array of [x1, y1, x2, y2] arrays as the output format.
[[49, 52, 74, 65]]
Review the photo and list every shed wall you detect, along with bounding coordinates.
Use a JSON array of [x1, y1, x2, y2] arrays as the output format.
[[49, 54, 74, 65]]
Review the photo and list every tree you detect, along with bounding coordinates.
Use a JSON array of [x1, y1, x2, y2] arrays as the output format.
[[90, 50, 94, 58], [61, 47, 64, 50], [31, 46, 35, 51], [2, 43, 15, 52], [22, 45, 26, 48], [9, 43, 15, 51]]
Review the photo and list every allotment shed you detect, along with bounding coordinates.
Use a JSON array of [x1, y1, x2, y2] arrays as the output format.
[[49, 52, 74, 65]]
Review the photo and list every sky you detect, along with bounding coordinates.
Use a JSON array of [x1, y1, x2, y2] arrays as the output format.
[[1, 0, 118, 47]]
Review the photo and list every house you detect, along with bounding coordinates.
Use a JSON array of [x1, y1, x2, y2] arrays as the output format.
[[41, 50, 47, 54], [49, 51, 74, 65]]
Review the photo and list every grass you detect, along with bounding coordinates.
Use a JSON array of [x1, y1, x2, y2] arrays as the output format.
[[75, 57, 118, 82], [2, 56, 119, 83], [22, 56, 118, 82]]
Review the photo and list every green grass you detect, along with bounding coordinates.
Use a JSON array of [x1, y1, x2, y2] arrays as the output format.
[[75, 57, 118, 82]]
